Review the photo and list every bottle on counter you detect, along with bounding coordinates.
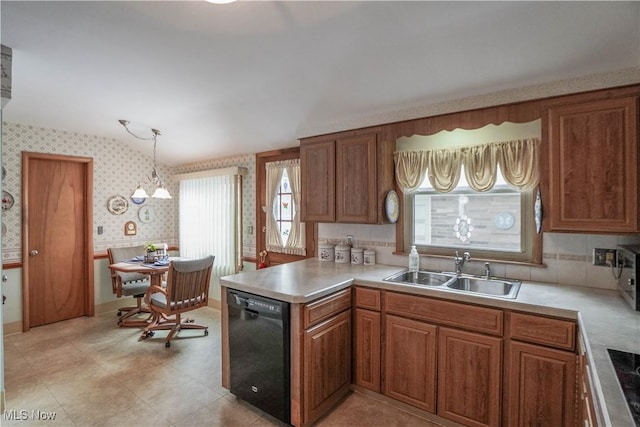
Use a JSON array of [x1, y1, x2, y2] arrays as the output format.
[[408, 245, 419, 273]]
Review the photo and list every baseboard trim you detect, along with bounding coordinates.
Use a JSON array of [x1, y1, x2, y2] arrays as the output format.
[[3, 321, 22, 336]]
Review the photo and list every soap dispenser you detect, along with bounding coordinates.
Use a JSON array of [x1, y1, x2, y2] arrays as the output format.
[[408, 246, 419, 273]]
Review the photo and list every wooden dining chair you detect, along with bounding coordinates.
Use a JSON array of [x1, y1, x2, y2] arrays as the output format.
[[141, 255, 215, 347], [107, 245, 151, 326]]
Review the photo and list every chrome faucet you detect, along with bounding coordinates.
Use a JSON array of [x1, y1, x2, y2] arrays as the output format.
[[454, 251, 471, 275], [484, 262, 491, 279]]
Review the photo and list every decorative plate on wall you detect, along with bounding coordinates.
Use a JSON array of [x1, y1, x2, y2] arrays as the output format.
[[385, 190, 400, 223], [107, 195, 128, 215], [2, 191, 14, 211], [138, 206, 154, 223]]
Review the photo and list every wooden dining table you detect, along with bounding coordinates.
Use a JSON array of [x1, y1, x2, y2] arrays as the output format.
[[109, 260, 172, 288], [108, 259, 175, 327]]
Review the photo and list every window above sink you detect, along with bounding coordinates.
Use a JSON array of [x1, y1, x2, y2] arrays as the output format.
[[395, 120, 542, 265]]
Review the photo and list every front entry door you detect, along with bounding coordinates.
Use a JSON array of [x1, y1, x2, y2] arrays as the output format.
[[22, 152, 94, 331]]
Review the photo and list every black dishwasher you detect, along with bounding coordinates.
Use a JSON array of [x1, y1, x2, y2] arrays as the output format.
[[227, 288, 290, 424]]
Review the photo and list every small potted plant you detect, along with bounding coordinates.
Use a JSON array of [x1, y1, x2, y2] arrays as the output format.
[[144, 243, 157, 263]]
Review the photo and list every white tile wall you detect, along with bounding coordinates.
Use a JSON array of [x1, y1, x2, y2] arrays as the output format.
[[318, 223, 640, 290]]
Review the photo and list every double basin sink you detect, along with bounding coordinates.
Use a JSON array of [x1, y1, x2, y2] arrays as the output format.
[[383, 270, 521, 299]]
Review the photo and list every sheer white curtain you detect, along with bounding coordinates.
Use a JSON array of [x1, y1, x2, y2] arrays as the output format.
[[265, 162, 284, 251], [265, 159, 306, 256], [178, 168, 244, 277]]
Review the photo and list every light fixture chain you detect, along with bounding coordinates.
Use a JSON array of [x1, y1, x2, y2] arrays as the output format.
[[119, 119, 171, 199]]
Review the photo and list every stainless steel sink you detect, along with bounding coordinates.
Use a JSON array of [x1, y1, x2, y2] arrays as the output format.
[[446, 276, 521, 299], [383, 270, 521, 299], [383, 270, 456, 287]]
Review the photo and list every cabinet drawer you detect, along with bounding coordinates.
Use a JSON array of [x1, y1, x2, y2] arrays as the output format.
[[304, 289, 351, 329], [354, 287, 381, 311], [509, 312, 576, 351], [384, 291, 503, 336]]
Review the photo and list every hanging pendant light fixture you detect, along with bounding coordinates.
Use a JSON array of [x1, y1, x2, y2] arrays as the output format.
[[118, 119, 172, 200]]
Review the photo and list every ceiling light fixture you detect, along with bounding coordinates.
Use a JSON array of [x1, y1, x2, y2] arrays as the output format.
[[118, 119, 172, 200], [204, 0, 237, 4]]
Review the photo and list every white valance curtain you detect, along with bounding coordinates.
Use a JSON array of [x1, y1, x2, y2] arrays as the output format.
[[394, 138, 540, 193], [265, 159, 306, 256]]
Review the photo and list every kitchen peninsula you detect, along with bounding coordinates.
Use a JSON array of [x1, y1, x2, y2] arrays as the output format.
[[220, 259, 639, 427]]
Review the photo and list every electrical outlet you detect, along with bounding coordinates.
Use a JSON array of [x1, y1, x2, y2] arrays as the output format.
[[593, 248, 617, 266]]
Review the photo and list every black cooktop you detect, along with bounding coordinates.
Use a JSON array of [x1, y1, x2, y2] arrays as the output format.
[[607, 348, 640, 426]]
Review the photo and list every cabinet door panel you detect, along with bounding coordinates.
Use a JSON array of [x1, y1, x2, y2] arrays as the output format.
[[335, 134, 377, 223], [303, 310, 351, 425], [438, 328, 502, 427], [301, 140, 335, 222], [548, 97, 638, 232], [508, 341, 577, 427], [354, 308, 381, 392], [384, 314, 437, 413]]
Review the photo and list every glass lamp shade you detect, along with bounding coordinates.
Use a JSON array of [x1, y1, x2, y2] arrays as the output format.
[[131, 185, 150, 199], [152, 186, 172, 199]]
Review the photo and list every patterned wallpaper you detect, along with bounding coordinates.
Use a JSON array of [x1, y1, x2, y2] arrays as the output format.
[[1, 122, 259, 263], [1, 122, 177, 262], [0, 121, 258, 264]]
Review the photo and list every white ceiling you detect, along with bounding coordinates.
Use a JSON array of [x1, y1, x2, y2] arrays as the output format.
[[2, 1, 639, 166]]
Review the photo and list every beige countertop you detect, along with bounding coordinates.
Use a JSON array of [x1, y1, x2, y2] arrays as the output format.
[[221, 258, 640, 427]]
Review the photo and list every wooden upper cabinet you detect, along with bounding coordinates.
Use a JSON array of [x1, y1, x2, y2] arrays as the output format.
[[335, 134, 378, 223], [300, 129, 393, 224], [300, 139, 335, 222], [547, 96, 639, 232]]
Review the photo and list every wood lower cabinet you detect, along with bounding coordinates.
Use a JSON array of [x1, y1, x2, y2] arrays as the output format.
[[384, 314, 437, 413], [303, 309, 352, 425], [353, 308, 381, 392], [546, 96, 639, 233], [578, 332, 600, 426], [508, 341, 577, 427], [438, 328, 502, 427]]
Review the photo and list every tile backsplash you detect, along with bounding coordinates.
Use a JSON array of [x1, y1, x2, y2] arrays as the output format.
[[318, 223, 640, 290]]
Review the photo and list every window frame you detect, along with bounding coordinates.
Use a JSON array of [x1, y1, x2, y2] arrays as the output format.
[[401, 188, 541, 265]]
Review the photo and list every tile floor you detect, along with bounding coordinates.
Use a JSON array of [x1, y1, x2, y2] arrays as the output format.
[[3, 307, 446, 427]]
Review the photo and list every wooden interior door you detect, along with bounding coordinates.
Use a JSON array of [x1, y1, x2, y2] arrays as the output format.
[[256, 147, 317, 267], [22, 152, 94, 331]]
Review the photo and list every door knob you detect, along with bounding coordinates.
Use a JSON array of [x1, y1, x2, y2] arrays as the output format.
[[30, 250, 39, 256]]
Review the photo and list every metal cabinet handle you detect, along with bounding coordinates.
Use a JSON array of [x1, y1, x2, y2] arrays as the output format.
[[30, 250, 39, 256]]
